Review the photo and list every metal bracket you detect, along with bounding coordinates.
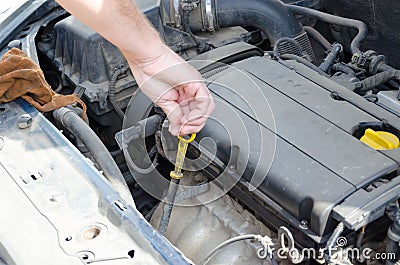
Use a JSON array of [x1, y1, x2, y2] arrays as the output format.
[[205, 0, 214, 32], [174, 182, 210, 203]]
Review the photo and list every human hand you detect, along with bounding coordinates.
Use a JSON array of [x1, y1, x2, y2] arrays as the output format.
[[126, 45, 215, 136]]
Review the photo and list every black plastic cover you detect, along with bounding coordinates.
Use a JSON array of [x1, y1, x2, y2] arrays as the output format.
[[196, 56, 399, 239]]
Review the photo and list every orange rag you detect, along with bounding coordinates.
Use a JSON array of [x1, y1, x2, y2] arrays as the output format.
[[0, 48, 86, 118]]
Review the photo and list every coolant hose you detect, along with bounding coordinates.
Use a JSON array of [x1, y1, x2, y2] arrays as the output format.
[[286, 5, 368, 54], [53, 107, 134, 206]]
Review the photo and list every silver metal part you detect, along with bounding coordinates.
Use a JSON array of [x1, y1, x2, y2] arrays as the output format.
[[150, 172, 272, 265], [205, 0, 214, 32], [16, 113, 32, 129], [278, 226, 303, 264], [0, 100, 190, 265], [174, 181, 209, 203], [377, 90, 400, 116]]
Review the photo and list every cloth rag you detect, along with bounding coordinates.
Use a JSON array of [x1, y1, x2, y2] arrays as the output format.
[[0, 48, 86, 117]]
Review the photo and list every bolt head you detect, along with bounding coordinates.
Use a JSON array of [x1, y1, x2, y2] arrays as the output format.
[[16, 114, 32, 129], [299, 220, 310, 230]]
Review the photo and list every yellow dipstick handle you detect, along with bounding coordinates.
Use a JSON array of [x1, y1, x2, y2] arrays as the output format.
[[170, 134, 196, 180]]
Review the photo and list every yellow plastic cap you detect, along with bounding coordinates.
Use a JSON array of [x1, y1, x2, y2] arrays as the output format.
[[360, 128, 400, 150]]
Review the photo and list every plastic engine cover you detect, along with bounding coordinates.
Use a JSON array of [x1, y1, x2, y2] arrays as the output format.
[[192, 55, 400, 242]]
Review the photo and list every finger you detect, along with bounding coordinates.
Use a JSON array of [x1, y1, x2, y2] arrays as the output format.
[[156, 99, 184, 135], [179, 124, 205, 135], [180, 86, 214, 132], [169, 124, 181, 136], [180, 99, 192, 116], [179, 108, 210, 134], [184, 96, 213, 123], [183, 111, 209, 126]]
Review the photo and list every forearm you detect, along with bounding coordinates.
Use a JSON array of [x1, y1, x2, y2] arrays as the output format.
[[55, 0, 166, 65], [56, 0, 214, 135]]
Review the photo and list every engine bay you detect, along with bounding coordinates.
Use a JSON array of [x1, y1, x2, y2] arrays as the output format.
[[2, 0, 400, 264]]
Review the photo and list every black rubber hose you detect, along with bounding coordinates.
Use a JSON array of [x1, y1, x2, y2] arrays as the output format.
[[319, 43, 343, 73], [109, 65, 130, 118], [189, 0, 305, 44], [386, 222, 400, 265], [332, 63, 356, 76], [304, 26, 332, 51], [286, 5, 368, 54], [280, 53, 329, 76], [358, 70, 400, 92], [53, 107, 134, 206]]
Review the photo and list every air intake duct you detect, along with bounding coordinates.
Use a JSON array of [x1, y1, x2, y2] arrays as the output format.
[[183, 0, 315, 61]]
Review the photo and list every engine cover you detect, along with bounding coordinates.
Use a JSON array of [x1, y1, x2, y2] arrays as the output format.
[[194, 54, 400, 243], [124, 45, 400, 245]]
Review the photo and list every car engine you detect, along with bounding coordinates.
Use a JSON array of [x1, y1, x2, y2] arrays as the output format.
[[2, 0, 400, 264]]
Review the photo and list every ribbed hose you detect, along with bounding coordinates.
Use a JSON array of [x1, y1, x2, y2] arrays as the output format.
[[184, 0, 315, 59], [189, 0, 305, 44], [273, 37, 303, 58], [286, 4, 368, 54], [53, 107, 134, 206]]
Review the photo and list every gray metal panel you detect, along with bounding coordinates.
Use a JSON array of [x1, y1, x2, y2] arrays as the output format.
[[0, 99, 190, 265]]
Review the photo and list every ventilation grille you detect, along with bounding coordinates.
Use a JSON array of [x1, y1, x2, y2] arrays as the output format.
[[277, 32, 316, 62]]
